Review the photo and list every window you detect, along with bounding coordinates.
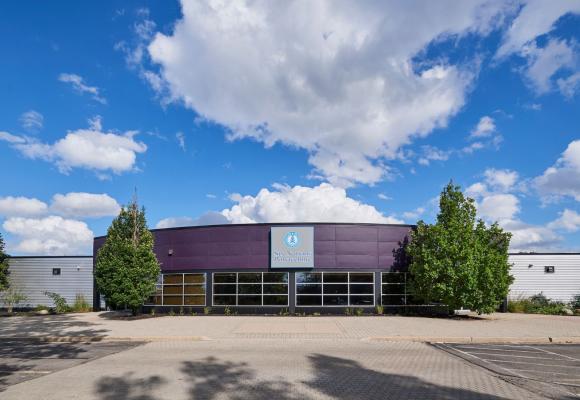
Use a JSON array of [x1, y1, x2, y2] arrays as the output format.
[[212, 272, 289, 307], [544, 266, 555, 273], [52, 268, 61, 276], [146, 273, 206, 306], [381, 272, 408, 306], [295, 272, 374, 307]]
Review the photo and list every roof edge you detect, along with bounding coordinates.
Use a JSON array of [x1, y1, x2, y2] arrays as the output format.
[[8, 255, 93, 259], [93, 222, 416, 240], [508, 252, 580, 256]]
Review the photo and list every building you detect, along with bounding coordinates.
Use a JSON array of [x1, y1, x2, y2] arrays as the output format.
[[508, 253, 580, 303], [93, 223, 414, 313], [1, 256, 93, 309], [5, 224, 576, 312]]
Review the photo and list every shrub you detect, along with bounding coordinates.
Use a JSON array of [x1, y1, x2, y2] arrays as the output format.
[[168, 308, 175, 316], [44, 291, 70, 313], [224, 306, 232, 316], [508, 293, 569, 315], [203, 307, 211, 315], [355, 308, 364, 316], [2, 287, 28, 313], [570, 294, 580, 309], [344, 307, 352, 316], [72, 294, 91, 313], [179, 307, 184, 316], [375, 305, 384, 315]]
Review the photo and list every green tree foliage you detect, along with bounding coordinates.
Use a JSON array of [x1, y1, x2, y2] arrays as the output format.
[[95, 199, 160, 315], [0, 233, 9, 292], [407, 182, 513, 314]]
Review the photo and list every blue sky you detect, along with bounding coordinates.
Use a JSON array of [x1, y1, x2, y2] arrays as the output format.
[[1, 1, 579, 255]]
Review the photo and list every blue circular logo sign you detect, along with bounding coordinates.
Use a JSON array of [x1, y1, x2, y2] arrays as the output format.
[[284, 231, 299, 248]]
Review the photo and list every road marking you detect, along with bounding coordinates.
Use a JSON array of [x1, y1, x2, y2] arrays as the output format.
[[465, 351, 564, 361], [0, 370, 52, 374], [453, 346, 546, 354], [439, 344, 526, 378], [526, 346, 580, 362], [482, 359, 580, 369], [509, 368, 579, 377]]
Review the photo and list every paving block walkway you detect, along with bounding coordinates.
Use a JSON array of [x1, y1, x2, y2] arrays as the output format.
[[1, 312, 579, 342]]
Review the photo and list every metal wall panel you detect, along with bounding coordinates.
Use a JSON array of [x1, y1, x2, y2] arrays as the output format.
[[508, 254, 580, 303], [94, 223, 414, 273], [2, 257, 93, 308]]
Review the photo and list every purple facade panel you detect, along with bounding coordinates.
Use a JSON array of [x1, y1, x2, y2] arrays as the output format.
[[93, 223, 413, 272], [335, 240, 378, 256], [314, 226, 336, 241], [335, 226, 378, 242]]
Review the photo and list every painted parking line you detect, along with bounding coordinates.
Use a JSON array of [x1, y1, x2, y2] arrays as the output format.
[[527, 345, 580, 362], [452, 346, 547, 354], [509, 368, 578, 377], [438, 344, 526, 378], [0, 370, 52, 375], [464, 351, 563, 361], [480, 358, 580, 369], [436, 343, 580, 399]]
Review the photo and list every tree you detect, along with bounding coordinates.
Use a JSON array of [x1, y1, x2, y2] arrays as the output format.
[[95, 198, 160, 315], [0, 233, 9, 292], [407, 181, 513, 314]]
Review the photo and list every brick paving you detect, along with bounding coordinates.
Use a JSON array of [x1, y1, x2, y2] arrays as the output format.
[[0, 340, 547, 400], [1, 312, 579, 342]]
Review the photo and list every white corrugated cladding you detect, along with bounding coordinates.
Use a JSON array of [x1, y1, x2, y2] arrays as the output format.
[[2, 257, 93, 308], [508, 254, 580, 303]]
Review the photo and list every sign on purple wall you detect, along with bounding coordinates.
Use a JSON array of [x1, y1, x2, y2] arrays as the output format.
[[270, 226, 314, 268]]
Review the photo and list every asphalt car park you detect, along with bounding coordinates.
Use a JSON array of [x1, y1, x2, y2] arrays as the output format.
[[0, 339, 141, 391], [434, 343, 580, 399]]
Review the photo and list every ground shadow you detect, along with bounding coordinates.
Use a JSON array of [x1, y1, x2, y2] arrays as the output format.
[[181, 356, 303, 400], [1, 338, 100, 358], [0, 313, 109, 338], [91, 351, 578, 400], [95, 373, 166, 400]]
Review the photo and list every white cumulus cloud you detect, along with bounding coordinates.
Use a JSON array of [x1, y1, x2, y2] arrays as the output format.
[[470, 116, 496, 138], [548, 209, 580, 232], [0, 117, 147, 175], [521, 38, 577, 94], [145, 0, 525, 186], [501, 218, 562, 253], [483, 168, 519, 192], [50, 193, 121, 218], [221, 183, 402, 224], [155, 212, 229, 229], [478, 194, 520, 221], [535, 140, 580, 202], [2, 216, 93, 255], [0, 196, 48, 217]]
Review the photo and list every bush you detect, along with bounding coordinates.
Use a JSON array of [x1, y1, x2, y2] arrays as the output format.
[[571, 294, 580, 309], [375, 305, 384, 315], [44, 291, 71, 313], [224, 306, 232, 316], [355, 308, 364, 316], [2, 287, 28, 313], [203, 307, 211, 315], [72, 294, 91, 313], [508, 293, 569, 315]]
